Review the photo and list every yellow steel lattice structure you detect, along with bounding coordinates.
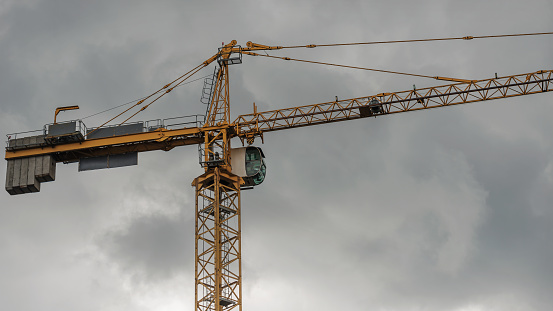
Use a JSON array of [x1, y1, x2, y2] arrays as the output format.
[[6, 70, 551, 162], [205, 65, 231, 127], [195, 40, 242, 311], [235, 70, 552, 135], [193, 168, 242, 311]]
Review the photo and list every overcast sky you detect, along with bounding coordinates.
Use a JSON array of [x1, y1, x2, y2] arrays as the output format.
[[1, 1, 553, 310]]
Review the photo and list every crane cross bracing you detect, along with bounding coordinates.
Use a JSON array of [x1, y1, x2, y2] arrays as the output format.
[[236, 70, 552, 135], [6, 71, 552, 162]]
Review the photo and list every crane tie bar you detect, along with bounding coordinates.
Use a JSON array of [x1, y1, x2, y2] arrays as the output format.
[[277, 31, 553, 49], [243, 51, 475, 83]]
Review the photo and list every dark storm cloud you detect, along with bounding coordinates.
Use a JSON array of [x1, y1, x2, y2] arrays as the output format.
[[1, 0, 553, 310], [99, 211, 194, 282]]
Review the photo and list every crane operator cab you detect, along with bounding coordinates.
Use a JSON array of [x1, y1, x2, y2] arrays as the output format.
[[230, 146, 266, 188]]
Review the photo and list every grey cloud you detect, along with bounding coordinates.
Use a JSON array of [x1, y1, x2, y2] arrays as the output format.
[[1, 0, 553, 310], [99, 212, 194, 283]]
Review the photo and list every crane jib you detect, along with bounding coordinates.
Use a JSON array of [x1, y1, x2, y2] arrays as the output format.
[[4, 70, 552, 195], [234, 72, 552, 135]]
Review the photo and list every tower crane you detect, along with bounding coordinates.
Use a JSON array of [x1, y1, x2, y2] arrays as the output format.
[[4, 32, 553, 311]]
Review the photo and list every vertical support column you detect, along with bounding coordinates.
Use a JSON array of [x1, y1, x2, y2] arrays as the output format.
[[193, 168, 242, 311], [205, 40, 237, 129], [205, 63, 230, 126]]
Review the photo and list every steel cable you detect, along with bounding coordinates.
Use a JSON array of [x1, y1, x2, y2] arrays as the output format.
[[278, 32, 553, 49]]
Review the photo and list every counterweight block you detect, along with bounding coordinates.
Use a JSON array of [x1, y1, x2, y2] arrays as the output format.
[[5, 136, 56, 195]]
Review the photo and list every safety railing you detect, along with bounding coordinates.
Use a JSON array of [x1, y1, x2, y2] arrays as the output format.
[[5, 115, 205, 149], [44, 119, 87, 136], [5, 129, 44, 150], [43, 119, 87, 144]]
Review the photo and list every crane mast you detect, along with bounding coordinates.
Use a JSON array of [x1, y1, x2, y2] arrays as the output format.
[[194, 40, 243, 311], [4, 34, 553, 311]]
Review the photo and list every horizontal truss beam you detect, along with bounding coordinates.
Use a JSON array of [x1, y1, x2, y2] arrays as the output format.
[[5, 71, 552, 161], [234, 70, 552, 135], [5, 126, 229, 161]]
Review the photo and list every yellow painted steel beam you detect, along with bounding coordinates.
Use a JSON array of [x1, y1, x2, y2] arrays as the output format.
[[54, 105, 79, 124], [55, 137, 204, 163], [5, 71, 552, 162], [234, 70, 552, 136], [193, 168, 242, 311], [5, 127, 205, 160]]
